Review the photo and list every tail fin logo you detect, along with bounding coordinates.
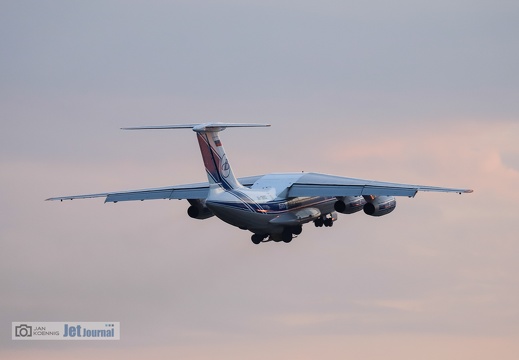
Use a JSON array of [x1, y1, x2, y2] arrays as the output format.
[[221, 156, 230, 178]]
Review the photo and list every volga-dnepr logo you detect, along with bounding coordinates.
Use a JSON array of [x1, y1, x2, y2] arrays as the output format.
[[14, 324, 32, 337]]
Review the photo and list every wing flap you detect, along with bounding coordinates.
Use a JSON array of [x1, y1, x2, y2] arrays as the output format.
[[46, 192, 111, 201], [287, 184, 418, 197], [46, 183, 209, 202], [105, 187, 209, 203], [288, 184, 364, 197]]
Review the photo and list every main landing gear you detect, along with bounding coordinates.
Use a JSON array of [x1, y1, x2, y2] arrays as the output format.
[[251, 225, 303, 245], [251, 233, 267, 244], [281, 229, 293, 243], [314, 215, 334, 228]]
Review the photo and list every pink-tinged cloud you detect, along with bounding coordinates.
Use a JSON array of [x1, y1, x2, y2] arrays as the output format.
[[3, 335, 519, 360], [325, 120, 519, 198]]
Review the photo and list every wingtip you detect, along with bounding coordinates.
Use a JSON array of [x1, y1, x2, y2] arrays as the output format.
[[459, 189, 474, 194]]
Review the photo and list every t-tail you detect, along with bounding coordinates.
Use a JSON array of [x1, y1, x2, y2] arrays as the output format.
[[122, 123, 270, 190]]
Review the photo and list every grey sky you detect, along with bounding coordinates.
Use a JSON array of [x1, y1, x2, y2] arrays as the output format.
[[2, 1, 519, 359]]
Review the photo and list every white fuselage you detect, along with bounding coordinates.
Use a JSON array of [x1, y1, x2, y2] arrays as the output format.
[[205, 173, 337, 236]]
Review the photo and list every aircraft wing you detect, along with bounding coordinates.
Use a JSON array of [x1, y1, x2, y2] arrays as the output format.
[[45, 176, 263, 203], [45, 182, 210, 203], [285, 172, 473, 198]]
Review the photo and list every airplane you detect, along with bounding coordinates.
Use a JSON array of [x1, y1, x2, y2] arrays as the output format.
[[46, 123, 473, 244]]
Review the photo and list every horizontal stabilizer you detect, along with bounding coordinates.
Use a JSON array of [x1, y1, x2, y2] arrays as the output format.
[[122, 122, 270, 132]]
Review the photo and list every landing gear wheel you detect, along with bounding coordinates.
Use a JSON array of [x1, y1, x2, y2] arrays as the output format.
[[291, 225, 303, 235], [324, 218, 334, 227], [281, 229, 293, 243], [314, 218, 324, 227], [251, 234, 263, 244]]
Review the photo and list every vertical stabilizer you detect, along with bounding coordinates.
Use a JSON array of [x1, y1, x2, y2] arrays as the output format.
[[195, 129, 241, 189], [191, 123, 269, 190], [122, 122, 270, 190]]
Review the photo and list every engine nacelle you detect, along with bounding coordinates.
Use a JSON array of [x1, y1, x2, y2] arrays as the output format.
[[187, 199, 214, 220], [334, 196, 366, 214], [363, 196, 396, 217]]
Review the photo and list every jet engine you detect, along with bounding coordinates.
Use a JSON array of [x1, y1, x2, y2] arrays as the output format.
[[187, 199, 214, 220], [363, 196, 396, 217], [334, 196, 366, 214]]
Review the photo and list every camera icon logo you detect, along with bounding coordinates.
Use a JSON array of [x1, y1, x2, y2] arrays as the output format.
[[15, 324, 32, 337]]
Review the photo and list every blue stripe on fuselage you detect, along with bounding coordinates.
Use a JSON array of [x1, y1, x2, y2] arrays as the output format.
[[207, 191, 335, 215]]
